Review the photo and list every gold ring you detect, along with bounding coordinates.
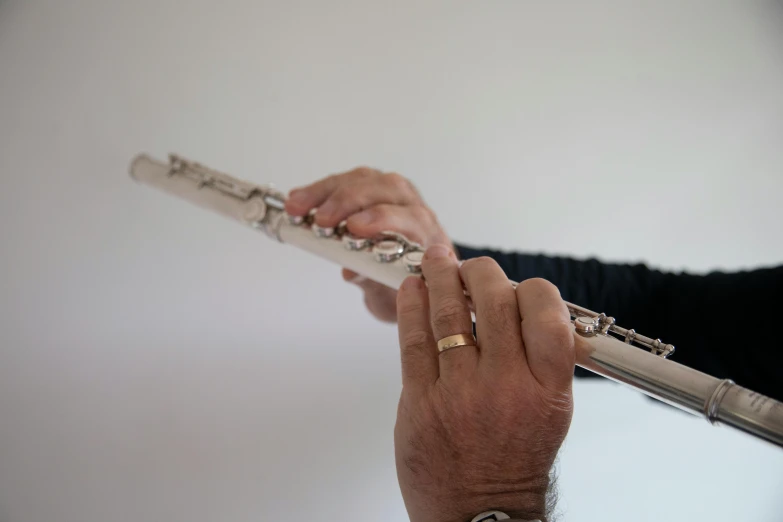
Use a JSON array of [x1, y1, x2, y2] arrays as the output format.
[[437, 333, 477, 353]]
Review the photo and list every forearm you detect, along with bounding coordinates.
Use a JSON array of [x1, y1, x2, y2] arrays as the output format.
[[454, 244, 661, 317], [454, 243, 783, 400]]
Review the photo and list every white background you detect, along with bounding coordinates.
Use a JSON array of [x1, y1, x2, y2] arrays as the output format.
[[1, 1, 782, 521]]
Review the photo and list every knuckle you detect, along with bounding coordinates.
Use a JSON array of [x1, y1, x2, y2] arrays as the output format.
[[481, 293, 519, 327], [411, 204, 437, 226], [331, 182, 372, 209], [323, 172, 341, 184], [329, 184, 357, 204], [384, 172, 408, 188], [538, 320, 574, 349], [473, 256, 498, 269], [460, 256, 499, 277], [401, 329, 431, 353], [324, 172, 350, 190], [431, 298, 469, 333], [516, 277, 559, 297], [351, 166, 380, 178], [383, 172, 418, 198]]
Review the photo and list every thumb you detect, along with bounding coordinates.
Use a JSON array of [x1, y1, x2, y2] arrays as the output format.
[[342, 268, 394, 295], [342, 268, 372, 287], [342, 268, 399, 323]]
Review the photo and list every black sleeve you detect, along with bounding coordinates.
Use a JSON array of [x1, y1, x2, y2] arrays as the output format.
[[454, 243, 783, 402]]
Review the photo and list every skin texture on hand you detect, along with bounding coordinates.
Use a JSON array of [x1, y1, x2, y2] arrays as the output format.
[[394, 246, 575, 522], [285, 167, 454, 323], [287, 170, 574, 522]]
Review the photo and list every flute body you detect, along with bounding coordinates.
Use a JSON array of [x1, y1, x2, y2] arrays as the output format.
[[129, 153, 783, 449]]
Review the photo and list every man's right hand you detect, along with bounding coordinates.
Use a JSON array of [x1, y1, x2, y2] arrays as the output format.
[[394, 248, 574, 522], [285, 167, 454, 323]]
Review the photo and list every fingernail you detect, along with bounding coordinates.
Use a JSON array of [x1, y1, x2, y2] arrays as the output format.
[[352, 210, 373, 225], [426, 244, 452, 259]]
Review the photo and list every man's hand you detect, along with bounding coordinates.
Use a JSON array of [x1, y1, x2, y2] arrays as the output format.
[[395, 245, 575, 522], [285, 168, 453, 323]]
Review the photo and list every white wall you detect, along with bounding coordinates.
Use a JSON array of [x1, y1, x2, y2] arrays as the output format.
[[1, 1, 782, 521]]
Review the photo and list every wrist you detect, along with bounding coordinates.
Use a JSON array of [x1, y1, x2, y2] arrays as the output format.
[[462, 493, 547, 522], [471, 510, 544, 522], [407, 491, 547, 522]]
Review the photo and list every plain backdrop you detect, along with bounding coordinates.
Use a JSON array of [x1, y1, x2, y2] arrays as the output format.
[[1, 1, 782, 521]]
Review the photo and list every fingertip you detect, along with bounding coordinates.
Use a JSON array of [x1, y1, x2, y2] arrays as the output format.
[[284, 190, 310, 215], [515, 277, 569, 323], [397, 277, 426, 312], [342, 268, 358, 281], [423, 244, 454, 260], [400, 275, 424, 291], [342, 268, 367, 285], [420, 246, 457, 281], [287, 188, 307, 202]]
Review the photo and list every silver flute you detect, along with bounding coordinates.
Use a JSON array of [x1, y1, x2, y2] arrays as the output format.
[[130, 153, 783, 449]]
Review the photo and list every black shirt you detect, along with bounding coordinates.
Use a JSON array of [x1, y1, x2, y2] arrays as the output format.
[[454, 244, 783, 402]]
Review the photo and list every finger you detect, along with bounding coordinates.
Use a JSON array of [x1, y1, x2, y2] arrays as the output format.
[[314, 173, 419, 228], [459, 257, 523, 369], [342, 268, 393, 294], [421, 245, 477, 382], [284, 167, 379, 216], [342, 268, 368, 285], [344, 204, 449, 247], [396, 275, 439, 392], [285, 175, 340, 216], [342, 268, 398, 323], [515, 278, 575, 392]]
